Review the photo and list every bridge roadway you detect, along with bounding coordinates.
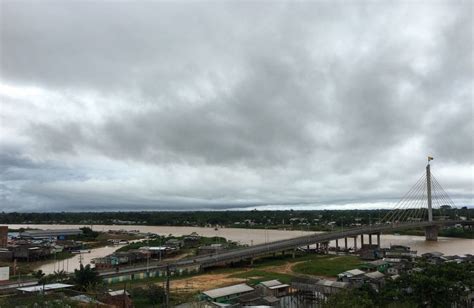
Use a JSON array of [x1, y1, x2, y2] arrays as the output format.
[[99, 219, 470, 278]]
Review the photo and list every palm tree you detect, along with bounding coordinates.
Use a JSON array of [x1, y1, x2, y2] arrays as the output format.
[[52, 270, 69, 282], [73, 264, 101, 291]]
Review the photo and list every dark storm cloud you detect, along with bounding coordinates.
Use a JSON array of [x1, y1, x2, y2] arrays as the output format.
[[0, 1, 472, 211]]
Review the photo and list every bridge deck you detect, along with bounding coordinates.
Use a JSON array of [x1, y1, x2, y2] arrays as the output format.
[[99, 220, 470, 278]]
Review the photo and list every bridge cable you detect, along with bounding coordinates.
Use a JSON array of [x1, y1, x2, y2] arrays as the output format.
[[380, 172, 426, 223], [397, 174, 427, 222], [379, 172, 426, 223], [389, 174, 427, 223]]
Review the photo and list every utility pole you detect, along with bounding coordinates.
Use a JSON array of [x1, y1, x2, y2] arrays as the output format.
[[426, 158, 433, 222], [165, 265, 170, 308]]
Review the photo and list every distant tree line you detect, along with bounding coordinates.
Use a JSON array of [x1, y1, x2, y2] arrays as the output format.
[[0, 207, 472, 228]]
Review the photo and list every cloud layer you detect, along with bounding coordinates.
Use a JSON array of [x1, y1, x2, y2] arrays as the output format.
[[0, 1, 472, 211]]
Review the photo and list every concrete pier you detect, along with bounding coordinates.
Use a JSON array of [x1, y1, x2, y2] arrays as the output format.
[[425, 225, 439, 241]]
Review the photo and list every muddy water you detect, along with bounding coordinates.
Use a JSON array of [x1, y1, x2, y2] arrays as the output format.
[[6, 224, 474, 274]]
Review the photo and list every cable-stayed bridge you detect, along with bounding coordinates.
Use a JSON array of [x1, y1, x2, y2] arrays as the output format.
[[99, 161, 472, 279]]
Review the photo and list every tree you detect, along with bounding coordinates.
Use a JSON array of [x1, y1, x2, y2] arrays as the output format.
[[391, 262, 474, 307], [52, 270, 69, 282], [323, 286, 375, 308], [73, 264, 101, 290], [32, 269, 45, 280], [147, 283, 165, 305]]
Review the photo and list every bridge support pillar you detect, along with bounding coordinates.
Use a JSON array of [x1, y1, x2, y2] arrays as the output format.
[[335, 239, 339, 251], [369, 234, 372, 246], [353, 236, 358, 250], [425, 225, 439, 241], [344, 237, 348, 250], [361, 234, 364, 247], [376, 233, 381, 248]]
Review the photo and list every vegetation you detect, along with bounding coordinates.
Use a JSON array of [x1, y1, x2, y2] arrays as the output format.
[[292, 255, 362, 276], [395, 226, 473, 239], [2, 208, 471, 230], [323, 262, 474, 308], [130, 284, 166, 307], [0, 294, 80, 308], [73, 264, 102, 291]]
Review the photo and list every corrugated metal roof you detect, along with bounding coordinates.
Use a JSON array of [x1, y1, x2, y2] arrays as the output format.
[[315, 279, 349, 288], [260, 280, 283, 287], [268, 284, 290, 290], [203, 283, 254, 299], [108, 290, 130, 296], [17, 283, 73, 292], [339, 269, 365, 277], [20, 229, 82, 237], [367, 259, 388, 266], [364, 271, 385, 279]]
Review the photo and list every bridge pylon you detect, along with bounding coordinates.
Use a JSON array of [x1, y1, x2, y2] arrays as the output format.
[[381, 157, 457, 242], [425, 159, 438, 241], [426, 162, 433, 222]]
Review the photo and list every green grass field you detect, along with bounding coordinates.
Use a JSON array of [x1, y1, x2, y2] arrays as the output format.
[[292, 255, 362, 277]]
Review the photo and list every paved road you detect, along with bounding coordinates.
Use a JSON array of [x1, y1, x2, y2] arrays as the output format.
[[99, 220, 471, 278]]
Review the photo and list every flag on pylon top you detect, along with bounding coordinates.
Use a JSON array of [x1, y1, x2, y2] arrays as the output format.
[[428, 156, 434, 161]]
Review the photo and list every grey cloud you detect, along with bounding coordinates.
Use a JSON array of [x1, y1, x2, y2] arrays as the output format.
[[0, 1, 472, 211]]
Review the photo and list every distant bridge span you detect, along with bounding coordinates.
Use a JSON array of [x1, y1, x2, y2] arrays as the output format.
[[99, 219, 472, 278]]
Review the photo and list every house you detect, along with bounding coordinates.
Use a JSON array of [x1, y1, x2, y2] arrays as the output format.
[[165, 238, 184, 248], [387, 263, 404, 275], [359, 246, 383, 260], [198, 244, 226, 255], [139, 246, 172, 259], [9, 245, 52, 261], [102, 290, 133, 308], [421, 252, 446, 264], [256, 280, 290, 297], [383, 245, 417, 259], [0, 249, 13, 261], [183, 232, 201, 248], [361, 259, 389, 273], [237, 292, 280, 307], [338, 269, 365, 280], [200, 283, 254, 304], [291, 277, 349, 300], [338, 269, 365, 285], [363, 271, 385, 290], [313, 279, 350, 295], [17, 283, 74, 294], [19, 229, 83, 240], [0, 226, 7, 248]]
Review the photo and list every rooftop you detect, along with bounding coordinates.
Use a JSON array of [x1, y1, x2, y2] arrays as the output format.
[[20, 229, 82, 238], [339, 269, 365, 277], [364, 271, 385, 280], [17, 283, 73, 292], [259, 279, 284, 288], [315, 279, 350, 288], [203, 283, 254, 299]]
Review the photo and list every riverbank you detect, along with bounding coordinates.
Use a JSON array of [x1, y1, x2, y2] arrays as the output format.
[[389, 227, 474, 239]]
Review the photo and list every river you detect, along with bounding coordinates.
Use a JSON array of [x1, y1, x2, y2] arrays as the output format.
[[6, 224, 474, 274]]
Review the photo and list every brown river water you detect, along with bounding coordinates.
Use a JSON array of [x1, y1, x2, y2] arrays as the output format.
[[6, 224, 474, 274]]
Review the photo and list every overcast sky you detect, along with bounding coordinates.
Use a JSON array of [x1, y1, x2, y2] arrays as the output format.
[[0, 1, 472, 212]]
